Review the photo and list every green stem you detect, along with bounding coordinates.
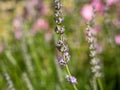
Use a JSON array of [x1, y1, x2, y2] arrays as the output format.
[[65, 65, 78, 90], [93, 77, 97, 90], [61, 35, 78, 90], [97, 78, 103, 90]]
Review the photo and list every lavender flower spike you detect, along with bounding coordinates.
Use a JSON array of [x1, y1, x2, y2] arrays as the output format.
[[53, 0, 78, 89]]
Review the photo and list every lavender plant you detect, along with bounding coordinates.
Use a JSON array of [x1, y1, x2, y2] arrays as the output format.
[[4, 73, 15, 90], [53, 0, 78, 90], [85, 6, 103, 90]]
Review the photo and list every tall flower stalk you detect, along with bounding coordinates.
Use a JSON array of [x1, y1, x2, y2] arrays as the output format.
[[85, 6, 103, 90], [53, 0, 78, 90], [4, 73, 16, 90]]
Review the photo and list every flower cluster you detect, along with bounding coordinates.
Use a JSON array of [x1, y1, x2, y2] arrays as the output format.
[[4, 73, 15, 90], [85, 7, 102, 78], [53, 0, 77, 85], [54, 0, 70, 67], [66, 75, 77, 85]]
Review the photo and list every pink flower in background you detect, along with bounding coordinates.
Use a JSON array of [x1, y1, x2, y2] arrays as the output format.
[[0, 44, 4, 54], [95, 43, 103, 54], [106, 0, 118, 6], [13, 17, 21, 30], [115, 34, 120, 45], [30, 0, 38, 6], [91, 0, 104, 13], [32, 18, 49, 32], [92, 25, 101, 35], [37, 2, 50, 15], [113, 20, 120, 28], [81, 4, 93, 21], [44, 32, 52, 42], [14, 30, 22, 40]]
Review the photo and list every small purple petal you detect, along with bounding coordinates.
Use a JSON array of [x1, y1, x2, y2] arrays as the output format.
[[58, 57, 66, 66], [66, 75, 77, 84]]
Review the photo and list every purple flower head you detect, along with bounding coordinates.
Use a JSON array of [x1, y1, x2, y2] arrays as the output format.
[[54, 10, 63, 17], [54, 17, 64, 25], [54, 2, 62, 10], [55, 26, 65, 34], [66, 75, 77, 85], [58, 57, 66, 66]]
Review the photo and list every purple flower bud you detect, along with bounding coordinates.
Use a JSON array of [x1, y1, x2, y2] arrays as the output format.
[[54, 2, 62, 10], [60, 26, 65, 34], [54, 10, 63, 17], [54, 17, 64, 24], [55, 26, 65, 34], [66, 75, 77, 84], [58, 57, 66, 66]]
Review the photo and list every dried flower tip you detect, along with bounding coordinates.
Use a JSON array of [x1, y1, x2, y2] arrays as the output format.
[[54, 17, 64, 24], [66, 75, 77, 84], [58, 57, 66, 66], [54, 3, 62, 10], [60, 26, 65, 34]]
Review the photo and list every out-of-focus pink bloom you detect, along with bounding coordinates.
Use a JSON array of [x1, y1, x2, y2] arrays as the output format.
[[91, 0, 104, 13], [14, 30, 22, 40], [95, 43, 103, 54], [106, 0, 118, 6], [81, 4, 93, 21], [0, 44, 4, 54], [30, 0, 38, 6], [38, 2, 50, 15], [44, 32, 52, 42], [92, 25, 101, 35], [113, 20, 120, 28], [32, 18, 49, 32], [115, 34, 120, 45], [25, 0, 38, 18], [13, 17, 21, 30]]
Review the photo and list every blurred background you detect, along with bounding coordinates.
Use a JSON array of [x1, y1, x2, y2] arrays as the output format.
[[0, 0, 120, 90]]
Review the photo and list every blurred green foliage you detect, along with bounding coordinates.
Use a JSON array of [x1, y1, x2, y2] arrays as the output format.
[[0, 0, 120, 90]]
